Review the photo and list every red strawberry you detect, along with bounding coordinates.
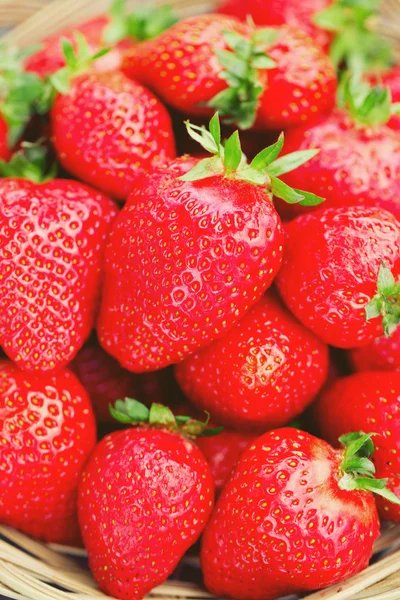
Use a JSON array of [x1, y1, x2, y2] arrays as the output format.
[[0, 167, 117, 373], [0, 116, 11, 162], [313, 371, 400, 522], [0, 360, 96, 545], [122, 15, 336, 130], [349, 328, 400, 372], [97, 115, 322, 372], [175, 293, 329, 431], [201, 428, 398, 600], [277, 78, 400, 219], [216, 0, 332, 50], [78, 399, 214, 599], [367, 66, 400, 131], [276, 206, 400, 348]]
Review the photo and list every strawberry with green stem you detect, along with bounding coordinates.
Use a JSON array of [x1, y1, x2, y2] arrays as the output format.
[[97, 113, 323, 372], [78, 398, 215, 600], [122, 14, 337, 130], [201, 428, 400, 600]]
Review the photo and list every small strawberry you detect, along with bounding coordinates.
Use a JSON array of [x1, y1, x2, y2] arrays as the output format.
[[313, 371, 400, 522], [277, 77, 400, 219], [0, 360, 96, 545], [122, 15, 336, 130], [276, 207, 400, 348], [175, 293, 329, 431], [78, 398, 215, 599], [201, 428, 399, 600], [48, 37, 176, 200], [349, 328, 400, 372], [97, 114, 323, 372], [0, 144, 117, 373]]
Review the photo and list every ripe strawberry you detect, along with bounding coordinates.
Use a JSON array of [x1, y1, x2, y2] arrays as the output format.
[[0, 360, 96, 545], [97, 114, 323, 372], [0, 152, 117, 373], [313, 371, 400, 522], [201, 428, 400, 600], [276, 206, 400, 348], [349, 328, 400, 372], [175, 293, 329, 431], [78, 399, 214, 599], [367, 66, 400, 131], [122, 15, 336, 130], [277, 78, 400, 219]]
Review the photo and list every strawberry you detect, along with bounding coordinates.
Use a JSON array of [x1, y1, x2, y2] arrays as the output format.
[[175, 293, 329, 431], [122, 15, 336, 130], [201, 428, 399, 600], [277, 77, 400, 220], [349, 328, 400, 372], [78, 399, 214, 599], [0, 116, 11, 161], [367, 66, 400, 131], [313, 371, 400, 522], [48, 40, 176, 200], [0, 147, 117, 373], [97, 114, 323, 372], [0, 360, 96, 545], [276, 207, 400, 348], [216, 0, 332, 50]]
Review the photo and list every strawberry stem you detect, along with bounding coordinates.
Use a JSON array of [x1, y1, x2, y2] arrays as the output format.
[[0, 141, 57, 182], [338, 74, 397, 127], [365, 262, 400, 337]]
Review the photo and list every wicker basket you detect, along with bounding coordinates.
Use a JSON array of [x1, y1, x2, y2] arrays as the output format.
[[1, 0, 400, 599]]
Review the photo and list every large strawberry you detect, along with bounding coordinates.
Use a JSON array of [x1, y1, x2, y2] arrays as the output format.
[[349, 328, 400, 372], [97, 114, 323, 372], [277, 77, 400, 219], [0, 147, 117, 373], [122, 15, 336, 130], [175, 293, 329, 431], [276, 207, 400, 348], [0, 360, 96, 544], [78, 398, 214, 599], [48, 39, 175, 200], [201, 428, 399, 600], [313, 371, 400, 522]]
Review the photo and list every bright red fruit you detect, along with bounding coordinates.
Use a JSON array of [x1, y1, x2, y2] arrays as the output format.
[[0, 178, 117, 373], [201, 428, 382, 600], [313, 372, 400, 522], [0, 116, 11, 161], [0, 360, 96, 544], [349, 329, 400, 372], [122, 15, 336, 130], [51, 70, 176, 200], [216, 0, 332, 49], [78, 400, 214, 599], [276, 206, 400, 348], [175, 293, 329, 431]]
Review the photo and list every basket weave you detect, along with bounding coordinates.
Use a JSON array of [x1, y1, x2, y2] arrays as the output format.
[[2, 0, 400, 598]]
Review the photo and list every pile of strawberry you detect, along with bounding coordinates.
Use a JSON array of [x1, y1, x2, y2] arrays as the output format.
[[1, 0, 400, 599]]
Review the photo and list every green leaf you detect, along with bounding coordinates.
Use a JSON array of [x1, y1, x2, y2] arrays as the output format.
[[183, 120, 220, 155], [267, 149, 320, 177], [125, 3, 178, 42], [109, 404, 134, 423], [250, 55, 276, 69], [0, 141, 57, 183], [355, 478, 400, 505], [222, 30, 251, 57], [178, 157, 224, 182], [365, 296, 382, 320], [270, 176, 305, 204], [313, 4, 349, 30], [377, 261, 396, 295], [149, 403, 176, 427], [252, 27, 278, 46], [249, 133, 284, 170], [293, 189, 325, 207], [209, 112, 221, 148], [224, 130, 242, 173]]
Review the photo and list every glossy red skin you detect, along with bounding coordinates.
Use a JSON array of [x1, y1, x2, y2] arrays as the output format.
[[197, 430, 256, 495], [313, 372, 400, 522], [97, 156, 284, 372], [277, 110, 400, 220], [0, 116, 11, 161], [367, 66, 400, 132], [122, 16, 336, 130], [216, 0, 332, 50], [78, 427, 214, 599], [0, 361, 96, 544], [276, 206, 400, 348], [25, 15, 135, 78], [51, 71, 176, 200], [349, 329, 400, 372], [0, 178, 117, 373], [201, 428, 379, 600], [175, 293, 329, 430]]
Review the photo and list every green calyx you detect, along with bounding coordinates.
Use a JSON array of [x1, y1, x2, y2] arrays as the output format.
[[103, 0, 178, 44], [207, 27, 277, 130], [109, 397, 222, 439], [179, 113, 325, 207], [0, 141, 57, 183], [314, 0, 392, 72], [338, 432, 400, 505], [365, 262, 400, 337]]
